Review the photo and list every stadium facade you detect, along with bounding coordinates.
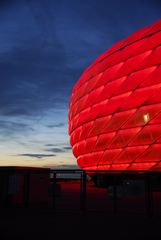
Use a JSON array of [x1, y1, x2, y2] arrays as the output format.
[[68, 19, 161, 173]]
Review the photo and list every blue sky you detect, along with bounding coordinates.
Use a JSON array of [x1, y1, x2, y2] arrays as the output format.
[[0, 0, 161, 168]]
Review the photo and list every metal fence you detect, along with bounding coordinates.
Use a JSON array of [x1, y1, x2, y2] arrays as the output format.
[[1, 168, 161, 217], [50, 170, 161, 217]]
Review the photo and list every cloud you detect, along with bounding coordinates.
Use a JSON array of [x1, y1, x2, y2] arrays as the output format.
[[44, 145, 71, 154], [0, 120, 28, 130], [47, 123, 65, 128], [0, 120, 33, 138], [45, 144, 55, 147], [0, 1, 69, 118], [63, 146, 72, 150], [17, 153, 56, 159], [46, 148, 64, 153], [0, 0, 160, 121]]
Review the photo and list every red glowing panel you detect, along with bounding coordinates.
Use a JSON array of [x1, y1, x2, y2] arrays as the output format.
[[74, 95, 88, 116], [135, 144, 161, 162], [98, 92, 131, 117], [97, 165, 111, 170], [85, 73, 103, 93], [122, 103, 161, 128], [150, 162, 161, 172], [113, 146, 148, 163], [68, 19, 161, 172], [99, 62, 125, 82], [99, 149, 122, 165], [86, 86, 104, 107], [140, 65, 161, 87], [127, 162, 156, 171], [119, 85, 161, 111], [115, 67, 156, 95], [138, 45, 161, 69], [128, 124, 161, 146], [110, 164, 130, 170], [150, 112, 161, 124], [114, 51, 152, 79], [88, 115, 112, 137], [77, 155, 90, 168], [134, 31, 161, 55], [85, 136, 98, 153], [81, 122, 94, 139], [145, 87, 161, 105], [72, 144, 78, 158], [70, 126, 82, 145], [77, 140, 86, 155], [93, 132, 116, 152], [109, 128, 141, 149], [102, 109, 136, 133], [96, 77, 126, 103]]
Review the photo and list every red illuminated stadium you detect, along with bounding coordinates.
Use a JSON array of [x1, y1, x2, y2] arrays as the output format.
[[68, 19, 161, 172]]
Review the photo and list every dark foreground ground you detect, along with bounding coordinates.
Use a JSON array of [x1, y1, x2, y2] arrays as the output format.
[[1, 179, 161, 240], [0, 207, 161, 240]]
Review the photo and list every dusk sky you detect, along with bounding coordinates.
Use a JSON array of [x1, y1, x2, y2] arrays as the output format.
[[0, 0, 161, 169]]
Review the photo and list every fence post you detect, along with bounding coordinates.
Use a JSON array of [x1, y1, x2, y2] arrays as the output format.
[[52, 172, 57, 209], [80, 171, 87, 211], [24, 171, 30, 207], [113, 174, 117, 214], [145, 172, 152, 217]]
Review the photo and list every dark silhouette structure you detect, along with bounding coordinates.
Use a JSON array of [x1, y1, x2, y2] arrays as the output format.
[[0, 166, 50, 207]]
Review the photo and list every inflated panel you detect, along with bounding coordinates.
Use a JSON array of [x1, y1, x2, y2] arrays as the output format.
[[68, 19, 161, 171]]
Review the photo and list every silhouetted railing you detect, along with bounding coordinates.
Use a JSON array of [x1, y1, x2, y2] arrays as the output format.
[[51, 170, 161, 216], [1, 167, 161, 217]]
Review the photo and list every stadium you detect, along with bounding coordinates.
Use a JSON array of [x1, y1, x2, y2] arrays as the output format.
[[68, 19, 161, 186]]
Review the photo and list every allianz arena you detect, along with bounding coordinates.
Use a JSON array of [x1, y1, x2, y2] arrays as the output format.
[[68, 19, 161, 172]]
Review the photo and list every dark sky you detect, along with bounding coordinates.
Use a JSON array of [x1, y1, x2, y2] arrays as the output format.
[[0, 0, 161, 168]]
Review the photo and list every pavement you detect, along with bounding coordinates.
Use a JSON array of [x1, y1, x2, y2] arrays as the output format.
[[0, 207, 161, 240]]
